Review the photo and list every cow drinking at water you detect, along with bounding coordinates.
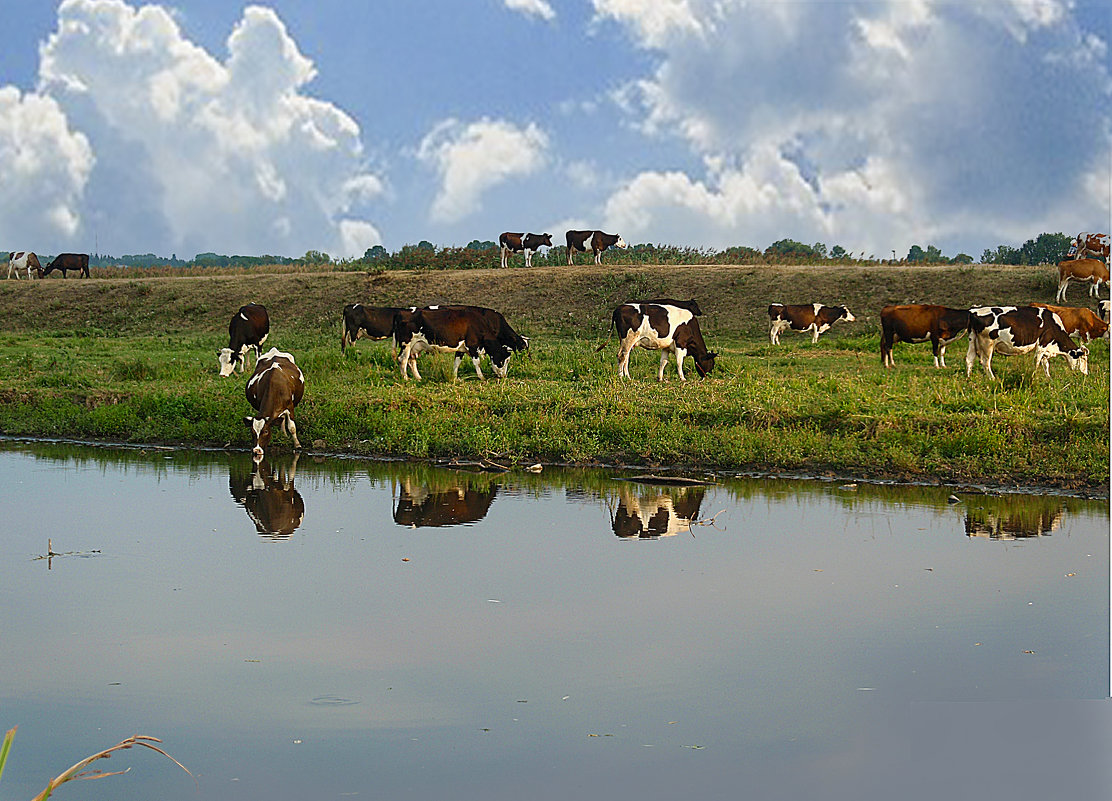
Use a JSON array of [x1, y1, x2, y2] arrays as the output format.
[[244, 348, 305, 459]]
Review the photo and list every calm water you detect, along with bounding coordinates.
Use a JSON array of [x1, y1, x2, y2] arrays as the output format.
[[1, 441, 1108, 800]]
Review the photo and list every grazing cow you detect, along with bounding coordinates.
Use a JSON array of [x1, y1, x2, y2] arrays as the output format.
[[393, 477, 498, 528], [244, 348, 305, 459], [768, 303, 856, 345], [1099, 300, 1110, 325], [599, 302, 717, 381], [966, 306, 1088, 379], [1055, 258, 1108, 302], [228, 454, 305, 539], [218, 303, 270, 376], [880, 304, 970, 368], [41, 253, 90, 278], [499, 232, 553, 268], [341, 304, 412, 354], [393, 305, 529, 381], [1067, 232, 1110, 261], [565, 229, 629, 265], [6, 251, 41, 280], [1030, 303, 1109, 342], [612, 486, 705, 539]]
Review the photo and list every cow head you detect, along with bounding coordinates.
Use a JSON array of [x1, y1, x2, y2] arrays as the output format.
[[245, 412, 288, 460], [217, 347, 241, 376], [839, 306, 856, 322], [693, 350, 718, 378], [615, 235, 629, 249], [1065, 344, 1089, 375], [538, 233, 553, 248]]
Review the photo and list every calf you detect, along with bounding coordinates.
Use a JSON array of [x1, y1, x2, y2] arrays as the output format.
[[966, 306, 1088, 379], [341, 304, 410, 354], [244, 348, 305, 459], [1030, 303, 1109, 342], [599, 302, 717, 381], [768, 303, 855, 344], [41, 253, 90, 278], [880, 304, 970, 368], [6, 251, 41, 280], [499, 232, 552, 268], [393, 305, 529, 381], [1055, 258, 1108, 302], [218, 303, 270, 376], [565, 230, 629, 265]]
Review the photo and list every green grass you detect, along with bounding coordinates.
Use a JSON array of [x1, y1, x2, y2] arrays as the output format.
[[0, 328, 1106, 488]]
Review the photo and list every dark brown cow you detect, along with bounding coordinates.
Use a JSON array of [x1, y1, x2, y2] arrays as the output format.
[[1055, 257, 1108, 302], [966, 306, 1088, 379], [6, 251, 41, 280], [41, 253, 90, 278], [880, 304, 970, 368], [393, 305, 529, 381], [599, 302, 717, 381], [341, 304, 411, 354], [1030, 303, 1109, 342], [565, 229, 629, 265], [499, 232, 552, 268], [244, 348, 305, 459], [229, 454, 305, 539], [393, 477, 498, 528], [612, 486, 705, 539], [219, 303, 270, 376], [768, 303, 855, 344]]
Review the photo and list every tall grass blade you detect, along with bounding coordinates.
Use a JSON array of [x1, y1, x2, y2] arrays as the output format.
[[31, 735, 192, 801], [0, 726, 16, 784]]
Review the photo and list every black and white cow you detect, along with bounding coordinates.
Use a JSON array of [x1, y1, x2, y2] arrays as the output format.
[[219, 303, 270, 376], [768, 303, 856, 344], [393, 305, 529, 381], [6, 251, 41, 280], [244, 348, 305, 459], [41, 253, 90, 278], [499, 232, 553, 268], [341, 304, 411, 354], [965, 306, 1089, 379], [565, 230, 629, 265], [1099, 300, 1110, 325], [599, 302, 717, 381]]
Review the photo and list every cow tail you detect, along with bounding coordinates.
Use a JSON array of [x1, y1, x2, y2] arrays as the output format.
[[595, 313, 616, 352]]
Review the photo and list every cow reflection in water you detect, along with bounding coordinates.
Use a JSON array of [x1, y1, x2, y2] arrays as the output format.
[[229, 454, 305, 540], [393, 473, 498, 528], [611, 485, 705, 539], [964, 495, 1064, 540]]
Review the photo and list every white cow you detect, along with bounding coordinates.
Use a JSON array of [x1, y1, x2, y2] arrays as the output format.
[[6, 251, 41, 280]]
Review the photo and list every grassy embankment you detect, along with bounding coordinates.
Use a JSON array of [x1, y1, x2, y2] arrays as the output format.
[[0, 262, 1107, 489]]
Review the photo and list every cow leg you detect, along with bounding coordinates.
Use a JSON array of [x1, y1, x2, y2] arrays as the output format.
[[1056, 278, 1069, 302], [674, 348, 688, 382], [937, 341, 947, 369], [567, 249, 574, 266], [595, 251, 602, 265], [931, 336, 942, 368], [617, 340, 635, 379], [810, 325, 820, 344], [500, 246, 508, 269], [524, 249, 532, 268], [965, 336, 979, 377], [452, 353, 463, 381], [471, 355, 485, 380], [657, 350, 669, 381], [399, 343, 416, 380], [1089, 280, 1099, 298], [283, 413, 302, 450], [769, 321, 785, 345]]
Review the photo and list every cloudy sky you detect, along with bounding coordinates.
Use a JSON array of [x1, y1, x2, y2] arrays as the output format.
[[0, 0, 1108, 261]]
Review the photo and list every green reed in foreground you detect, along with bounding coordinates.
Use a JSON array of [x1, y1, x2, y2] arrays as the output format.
[[0, 330, 1106, 488]]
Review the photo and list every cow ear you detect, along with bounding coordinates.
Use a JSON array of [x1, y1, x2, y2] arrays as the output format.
[[243, 416, 254, 428]]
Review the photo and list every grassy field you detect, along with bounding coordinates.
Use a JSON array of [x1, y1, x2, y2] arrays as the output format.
[[0, 262, 1106, 490]]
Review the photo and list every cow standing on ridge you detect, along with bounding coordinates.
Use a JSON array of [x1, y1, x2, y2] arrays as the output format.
[[41, 253, 90, 278], [499, 232, 552, 268], [6, 251, 41, 280], [565, 230, 628, 265]]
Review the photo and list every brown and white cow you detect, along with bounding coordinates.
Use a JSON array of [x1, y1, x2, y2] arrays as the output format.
[[244, 348, 305, 459], [6, 251, 41, 280], [966, 306, 1088, 379], [219, 303, 270, 376], [1030, 303, 1109, 342], [392, 476, 498, 528], [880, 304, 970, 368], [768, 303, 855, 345], [341, 304, 412, 354], [393, 305, 529, 381], [1067, 232, 1110, 261], [499, 232, 553, 268], [599, 302, 717, 381], [565, 230, 628, 265], [41, 253, 90, 278], [1055, 258, 1108, 302], [228, 454, 305, 539], [1099, 300, 1110, 325]]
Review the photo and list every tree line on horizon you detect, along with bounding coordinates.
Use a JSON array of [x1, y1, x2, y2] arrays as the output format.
[[7, 232, 1075, 271]]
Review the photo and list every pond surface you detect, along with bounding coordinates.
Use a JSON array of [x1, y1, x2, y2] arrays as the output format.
[[1, 441, 1108, 800]]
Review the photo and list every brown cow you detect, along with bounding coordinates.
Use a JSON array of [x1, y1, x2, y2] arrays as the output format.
[[768, 303, 855, 344], [341, 304, 412, 354], [41, 253, 90, 278], [219, 303, 270, 376], [1030, 303, 1109, 342], [244, 348, 305, 459], [393, 305, 529, 381], [880, 304, 970, 368], [1055, 258, 1108, 302], [599, 302, 717, 381]]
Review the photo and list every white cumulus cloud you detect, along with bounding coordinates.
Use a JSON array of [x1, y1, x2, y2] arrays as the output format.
[[504, 0, 556, 22], [21, 0, 384, 258], [417, 117, 549, 223]]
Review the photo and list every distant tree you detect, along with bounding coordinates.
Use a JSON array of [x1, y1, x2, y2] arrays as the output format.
[[907, 245, 926, 262], [416, 240, 435, 251], [830, 245, 847, 259], [1019, 232, 1071, 265], [303, 250, 330, 263], [765, 238, 819, 260], [981, 245, 1021, 264], [925, 245, 943, 262], [363, 245, 388, 261], [465, 240, 496, 251], [952, 253, 974, 264], [812, 242, 828, 260]]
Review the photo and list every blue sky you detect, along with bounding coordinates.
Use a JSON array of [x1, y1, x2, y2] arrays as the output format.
[[1, 0, 1109, 261]]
